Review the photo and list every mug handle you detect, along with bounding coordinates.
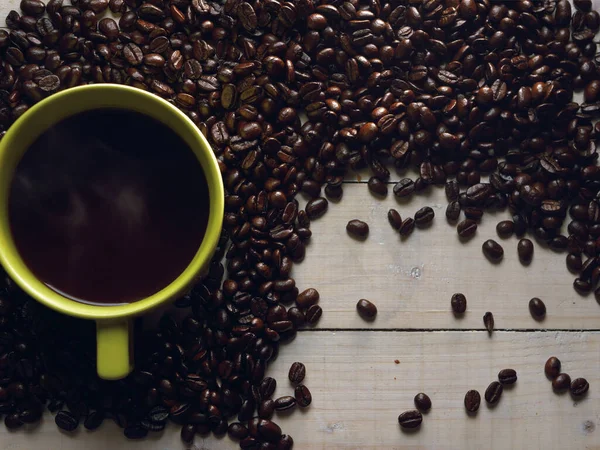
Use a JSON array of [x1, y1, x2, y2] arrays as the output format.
[[96, 319, 133, 380]]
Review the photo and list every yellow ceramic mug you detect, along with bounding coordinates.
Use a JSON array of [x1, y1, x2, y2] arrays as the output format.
[[0, 84, 224, 380]]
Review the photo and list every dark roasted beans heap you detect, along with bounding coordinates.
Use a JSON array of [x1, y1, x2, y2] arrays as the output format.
[[0, 0, 598, 445]]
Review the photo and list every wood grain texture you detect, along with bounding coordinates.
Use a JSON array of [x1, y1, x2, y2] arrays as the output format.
[[1, 332, 599, 450], [294, 183, 598, 330]]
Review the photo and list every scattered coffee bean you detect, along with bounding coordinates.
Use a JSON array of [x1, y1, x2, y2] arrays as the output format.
[[451, 293, 467, 314], [464, 390, 481, 413], [356, 299, 377, 320], [496, 221, 514, 238], [552, 373, 572, 392], [483, 312, 494, 334], [545, 357, 562, 379], [529, 298, 546, 320], [570, 378, 589, 396], [305, 305, 322, 325], [55, 411, 79, 432], [294, 385, 312, 407], [414, 393, 431, 412], [482, 239, 504, 262], [393, 179, 415, 198], [484, 381, 503, 405], [368, 177, 388, 196], [306, 198, 328, 220], [518, 239, 534, 264], [289, 362, 306, 384], [457, 219, 477, 238], [388, 209, 402, 230], [274, 396, 296, 412], [296, 288, 320, 309], [346, 219, 369, 238], [399, 218, 415, 237], [397, 410, 422, 429], [414, 207, 435, 226], [446, 201, 461, 222], [445, 181, 459, 202], [498, 369, 518, 385]]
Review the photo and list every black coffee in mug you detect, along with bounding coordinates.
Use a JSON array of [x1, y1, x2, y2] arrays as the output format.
[[8, 109, 210, 305]]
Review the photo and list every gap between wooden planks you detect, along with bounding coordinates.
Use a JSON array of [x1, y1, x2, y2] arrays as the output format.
[[0, 331, 598, 450]]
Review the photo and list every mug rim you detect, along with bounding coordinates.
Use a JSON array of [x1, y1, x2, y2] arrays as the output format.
[[0, 84, 224, 320]]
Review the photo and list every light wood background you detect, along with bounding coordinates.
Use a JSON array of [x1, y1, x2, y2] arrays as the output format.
[[1, 0, 600, 448]]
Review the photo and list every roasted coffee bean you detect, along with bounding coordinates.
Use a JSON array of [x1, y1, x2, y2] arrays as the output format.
[[414, 207, 434, 226], [482, 240, 504, 262], [518, 239, 534, 265], [529, 298, 546, 320], [228, 422, 249, 440], [445, 181, 459, 202], [294, 384, 311, 407], [84, 411, 105, 430], [397, 410, 422, 429], [464, 390, 481, 413], [570, 378, 589, 396], [552, 373, 571, 391], [446, 201, 460, 221], [274, 396, 296, 411], [414, 393, 431, 412], [305, 305, 322, 324], [496, 221, 514, 238], [356, 299, 377, 320], [296, 288, 319, 309], [545, 357, 562, 379], [451, 293, 466, 314], [393, 178, 415, 198], [55, 411, 79, 432], [483, 312, 494, 334], [306, 198, 328, 219], [346, 219, 369, 238], [368, 177, 388, 196], [399, 218, 415, 237], [181, 424, 196, 444], [388, 209, 402, 230], [485, 381, 503, 405], [288, 362, 306, 384], [498, 369, 517, 385], [457, 219, 477, 238]]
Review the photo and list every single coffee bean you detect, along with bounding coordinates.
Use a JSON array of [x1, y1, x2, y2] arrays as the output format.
[[457, 219, 477, 238], [84, 411, 105, 430], [260, 377, 277, 399], [545, 357, 562, 379], [446, 201, 461, 221], [180, 423, 196, 444], [518, 239, 534, 264], [274, 396, 296, 411], [296, 288, 319, 309], [306, 197, 328, 219], [388, 209, 402, 230], [483, 311, 494, 334], [484, 381, 503, 404], [414, 206, 435, 226], [496, 220, 514, 238], [414, 393, 431, 412], [482, 239, 504, 262], [451, 293, 467, 314], [529, 298, 546, 320], [464, 390, 481, 413], [258, 399, 275, 419], [393, 178, 415, 198], [399, 218, 415, 237], [288, 362, 306, 384], [574, 278, 592, 294], [356, 299, 377, 320], [498, 369, 517, 385], [570, 378, 589, 396], [397, 410, 422, 429], [368, 176, 388, 196], [305, 304, 322, 325], [346, 219, 369, 238], [445, 180, 459, 202], [228, 422, 249, 440], [5, 413, 23, 430], [294, 384, 312, 407], [552, 373, 571, 391], [55, 410, 79, 432]]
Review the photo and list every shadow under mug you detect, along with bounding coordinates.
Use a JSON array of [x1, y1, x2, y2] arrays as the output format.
[[0, 84, 224, 380]]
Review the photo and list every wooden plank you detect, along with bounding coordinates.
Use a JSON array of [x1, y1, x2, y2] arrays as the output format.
[[293, 183, 599, 330], [1, 331, 598, 450]]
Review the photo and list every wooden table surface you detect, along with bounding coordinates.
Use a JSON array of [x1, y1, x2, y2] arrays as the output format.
[[1, 0, 600, 448]]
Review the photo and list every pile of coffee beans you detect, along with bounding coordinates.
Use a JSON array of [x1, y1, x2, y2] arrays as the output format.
[[0, 0, 598, 446]]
